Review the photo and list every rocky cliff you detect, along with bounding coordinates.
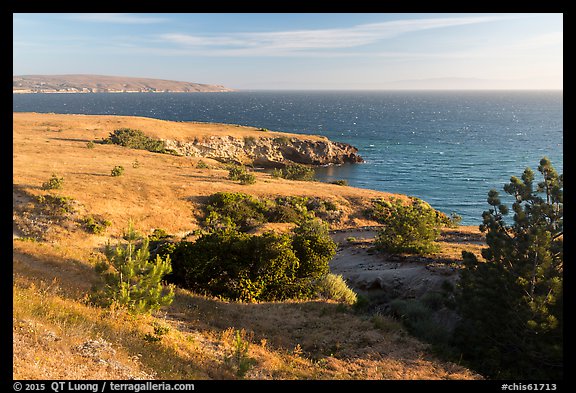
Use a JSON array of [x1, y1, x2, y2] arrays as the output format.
[[163, 135, 363, 167]]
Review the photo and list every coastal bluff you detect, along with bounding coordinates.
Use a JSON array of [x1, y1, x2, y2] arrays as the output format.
[[13, 113, 363, 167], [163, 135, 363, 167], [13, 74, 235, 93]]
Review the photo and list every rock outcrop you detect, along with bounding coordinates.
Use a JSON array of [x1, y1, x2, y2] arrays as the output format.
[[163, 135, 363, 167]]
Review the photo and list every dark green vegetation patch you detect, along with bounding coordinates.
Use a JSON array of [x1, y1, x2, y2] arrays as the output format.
[[202, 192, 341, 232], [103, 128, 177, 154]]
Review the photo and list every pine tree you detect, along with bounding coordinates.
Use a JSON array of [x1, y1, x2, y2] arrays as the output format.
[[454, 157, 563, 379], [94, 222, 175, 314]]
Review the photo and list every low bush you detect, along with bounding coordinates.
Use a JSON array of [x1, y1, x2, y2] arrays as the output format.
[[36, 194, 75, 216], [104, 128, 167, 153], [204, 192, 267, 231], [314, 273, 357, 305], [373, 197, 442, 255], [202, 192, 342, 231], [228, 164, 257, 185], [83, 215, 111, 234], [435, 211, 462, 228], [330, 179, 348, 186], [238, 172, 256, 185], [268, 196, 311, 222], [271, 164, 315, 181], [291, 218, 336, 279], [196, 160, 209, 169], [165, 219, 336, 302], [149, 228, 171, 242], [111, 166, 124, 177], [41, 174, 64, 190], [390, 298, 449, 344]]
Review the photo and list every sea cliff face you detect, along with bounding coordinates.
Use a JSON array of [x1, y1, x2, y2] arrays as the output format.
[[163, 135, 363, 167]]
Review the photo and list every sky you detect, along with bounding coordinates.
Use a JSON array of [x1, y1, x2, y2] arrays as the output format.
[[13, 13, 563, 90]]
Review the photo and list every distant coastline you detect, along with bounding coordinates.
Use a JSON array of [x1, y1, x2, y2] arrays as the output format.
[[13, 90, 233, 94], [13, 74, 235, 94]]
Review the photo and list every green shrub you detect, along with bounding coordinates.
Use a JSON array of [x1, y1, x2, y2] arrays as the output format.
[[196, 160, 209, 169], [238, 172, 256, 185], [272, 164, 315, 181], [373, 197, 442, 254], [111, 166, 124, 177], [228, 164, 257, 184], [227, 164, 246, 181], [390, 298, 449, 344], [86, 141, 95, 149], [104, 128, 166, 153], [291, 218, 336, 280], [144, 321, 171, 343], [315, 273, 357, 305], [149, 228, 171, 242], [168, 229, 300, 301], [152, 322, 170, 336], [268, 196, 310, 223], [330, 179, 348, 186], [92, 222, 174, 314], [305, 197, 341, 223], [83, 215, 112, 234], [435, 211, 462, 228], [204, 192, 267, 231], [41, 174, 64, 190], [202, 192, 341, 231], [166, 219, 336, 302], [36, 194, 75, 216], [132, 159, 140, 169]]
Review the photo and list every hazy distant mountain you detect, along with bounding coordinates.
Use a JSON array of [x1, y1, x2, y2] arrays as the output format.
[[381, 77, 560, 90], [13, 74, 235, 93]]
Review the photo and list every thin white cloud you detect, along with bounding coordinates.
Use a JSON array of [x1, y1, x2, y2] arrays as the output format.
[[158, 15, 521, 55], [520, 32, 563, 49], [67, 13, 168, 24]]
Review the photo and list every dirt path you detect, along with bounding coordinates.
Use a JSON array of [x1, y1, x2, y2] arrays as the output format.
[[329, 228, 471, 301]]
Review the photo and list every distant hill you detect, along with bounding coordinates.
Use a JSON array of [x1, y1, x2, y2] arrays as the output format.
[[13, 74, 235, 93]]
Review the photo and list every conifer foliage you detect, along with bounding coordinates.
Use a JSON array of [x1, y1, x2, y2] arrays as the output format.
[[93, 222, 175, 314], [454, 157, 563, 379]]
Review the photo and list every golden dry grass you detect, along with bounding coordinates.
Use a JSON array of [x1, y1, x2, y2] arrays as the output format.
[[13, 112, 401, 239], [14, 112, 325, 142], [13, 112, 483, 380]]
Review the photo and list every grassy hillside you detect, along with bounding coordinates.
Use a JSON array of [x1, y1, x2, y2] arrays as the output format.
[[13, 112, 482, 380]]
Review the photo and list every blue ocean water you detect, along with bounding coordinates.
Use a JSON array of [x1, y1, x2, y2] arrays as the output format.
[[13, 91, 563, 225]]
